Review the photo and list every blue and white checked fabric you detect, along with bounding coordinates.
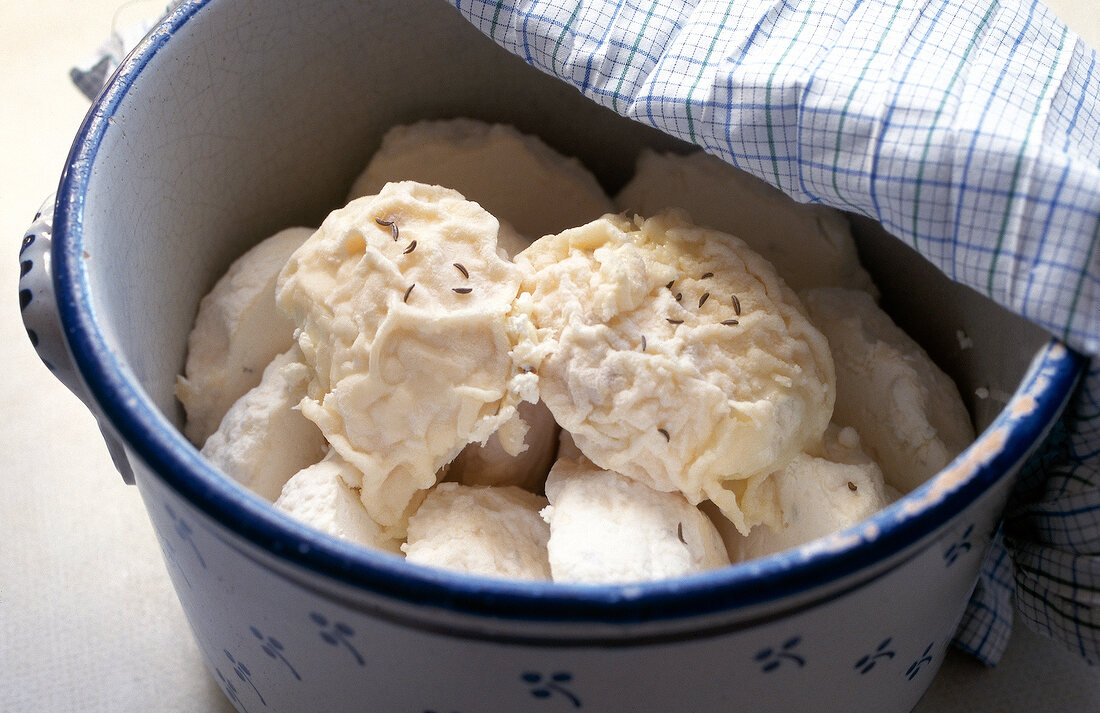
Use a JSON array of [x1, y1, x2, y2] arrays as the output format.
[[448, 0, 1100, 665]]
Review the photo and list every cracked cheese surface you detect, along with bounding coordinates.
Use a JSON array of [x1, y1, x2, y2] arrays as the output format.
[[514, 211, 836, 534], [615, 150, 877, 295], [276, 181, 530, 532]]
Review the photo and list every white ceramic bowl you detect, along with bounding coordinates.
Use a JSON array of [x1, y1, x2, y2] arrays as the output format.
[[19, 1, 1084, 711]]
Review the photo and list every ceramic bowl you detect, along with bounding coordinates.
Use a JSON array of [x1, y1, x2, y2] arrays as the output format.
[[19, 0, 1083, 711]]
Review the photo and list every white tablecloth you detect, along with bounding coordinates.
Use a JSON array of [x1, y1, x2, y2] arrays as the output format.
[[1, 1, 1096, 710]]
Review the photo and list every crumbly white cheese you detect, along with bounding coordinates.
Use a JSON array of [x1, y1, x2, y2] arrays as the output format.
[[402, 482, 551, 580], [351, 119, 583, 494], [179, 123, 972, 587], [347, 118, 614, 242], [720, 425, 896, 561], [615, 150, 877, 295], [801, 287, 975, 493], [275, 452, 403, 554], [275, 181, 532, 533], [514, 211, 836, 534], [541, 457, 730, 583], [177, 226, 313, 445], [200, 346, 327, 501]]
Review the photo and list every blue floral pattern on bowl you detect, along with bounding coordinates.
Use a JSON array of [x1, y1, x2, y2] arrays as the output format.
[[755, 636, 806, 672], [135, 464, 1016, 712], [521, 671, 582, 707], [855, 638, 896, 674]]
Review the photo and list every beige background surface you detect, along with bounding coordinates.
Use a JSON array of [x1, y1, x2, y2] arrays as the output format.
[[1, 1, 1097, 711]]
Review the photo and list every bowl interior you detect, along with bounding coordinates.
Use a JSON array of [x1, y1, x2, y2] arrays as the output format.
[[56, 0, 1061, 617]]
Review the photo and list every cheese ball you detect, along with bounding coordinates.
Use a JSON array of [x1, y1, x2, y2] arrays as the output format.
[[402, 483, 551, 580], [720, 426, 897, 562], [200, 346, 327, 502], [347, 118, 615, 242], [615, 150, 877, 295], [354, 121, 590, 485], [513, 211, 836, 534], [801, 287, 975, 493], [275, 452, 403, 554], [177, 226, 313, 445], [541, 457, 730, 583], [276, 181, 533, 533]]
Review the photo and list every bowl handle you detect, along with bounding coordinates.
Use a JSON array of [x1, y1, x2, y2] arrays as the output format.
[[20, 196, 135, 484]]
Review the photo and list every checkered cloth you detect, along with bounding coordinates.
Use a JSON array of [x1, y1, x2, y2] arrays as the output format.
[[448, 0, 1100, 665]]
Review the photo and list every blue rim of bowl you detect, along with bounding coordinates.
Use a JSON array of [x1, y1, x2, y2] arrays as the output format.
[[52, 0, 1085, 625]]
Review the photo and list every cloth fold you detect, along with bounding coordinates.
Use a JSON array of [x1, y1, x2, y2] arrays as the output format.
[[448, 0, 1100, 665]]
